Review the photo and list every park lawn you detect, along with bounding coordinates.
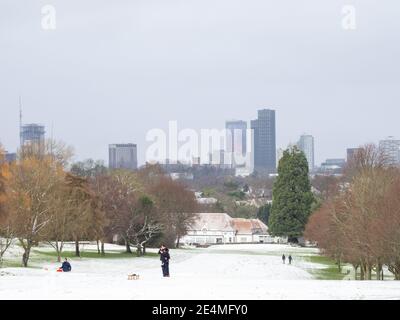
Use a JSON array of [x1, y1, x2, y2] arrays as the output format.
[[1, 245, 159, 269], [33, 249, 159, 260], [303, 254, 348, 280]]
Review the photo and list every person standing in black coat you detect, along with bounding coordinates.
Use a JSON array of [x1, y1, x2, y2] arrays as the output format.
[[158, 245, 170, 277]]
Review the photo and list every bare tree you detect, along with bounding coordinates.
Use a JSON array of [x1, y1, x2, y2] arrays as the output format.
[[0, 152, 13, 265], [149, 176, 198, 248], [6, 157, 63, 267], [306, 144, 400, 281]]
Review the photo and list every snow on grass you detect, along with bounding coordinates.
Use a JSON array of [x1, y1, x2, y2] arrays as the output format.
[[1, 243, 400, 299]]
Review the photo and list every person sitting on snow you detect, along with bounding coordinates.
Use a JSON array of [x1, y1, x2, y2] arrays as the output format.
[[61, 258, 72, 272]]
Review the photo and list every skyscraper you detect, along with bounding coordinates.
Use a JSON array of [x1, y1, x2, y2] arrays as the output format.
[[297, 134, 315, 172], [225, 120, 247, 167], [21, 123, 45, 147], [109, 144, 138, 170], [379, 137, 400, 165], [251, 109, 276, 173]]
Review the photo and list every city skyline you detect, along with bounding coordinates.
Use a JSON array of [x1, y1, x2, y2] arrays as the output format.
[[1, 1, 399, 167], [1, 106, 400, 169]]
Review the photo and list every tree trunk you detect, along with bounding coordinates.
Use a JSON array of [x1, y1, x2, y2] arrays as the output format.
[[360, 263, 365, 280], [101, 241, 105, 256], [125, 240, 132, 254], [142, 243, 146, 255], [22, 245, 31, 267], [366, 264, 372, 280], [75, 240, 80, 257], [353, 265, 358, 280], [376, 263, 382, 281], [136, 244, 142, 257], [176, 236, 180, 248], [96, 240, 100, 254], [56, 241, 62, 262], [389, 263, 400, 280]]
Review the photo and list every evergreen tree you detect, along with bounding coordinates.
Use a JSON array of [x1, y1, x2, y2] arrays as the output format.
[[269, 147, 314, 239], [257, 203, 272, 225]]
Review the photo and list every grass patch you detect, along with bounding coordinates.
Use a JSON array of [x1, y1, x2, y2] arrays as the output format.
[[303, 254, 348, 280], [33, 249, 158, 260], [0, 260, 23, 268]]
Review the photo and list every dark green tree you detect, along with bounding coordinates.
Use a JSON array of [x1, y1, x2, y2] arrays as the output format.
[[257, 203, 272, 225], [269, 147, 314, 240]]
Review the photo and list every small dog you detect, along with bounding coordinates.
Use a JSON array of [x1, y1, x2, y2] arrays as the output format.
[[128, 274, 140, 280]]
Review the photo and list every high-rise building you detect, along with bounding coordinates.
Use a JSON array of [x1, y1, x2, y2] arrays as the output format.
[[346, 148, 362, 162], [379, 137, 400, 165], [225, 120, 247, 168], [251, 109, 276, 173], [297, 134, 315, 172], [21, 123, 45, 147], [225, 120, 247, 154], [109, 144, 138, 170]]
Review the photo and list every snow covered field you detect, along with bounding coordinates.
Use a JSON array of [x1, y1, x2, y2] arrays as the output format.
[[1, 243, 400, 300]]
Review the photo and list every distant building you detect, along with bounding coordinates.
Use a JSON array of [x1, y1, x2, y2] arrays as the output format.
[[0, 150, 16, 164], [232, 218, 271, 243], [169, 172, 194, 181], [297, 134, 315, 172], [5, 152, 17, 163], [251, 109, 276, 174], [319, 158, 346, 175], [108, 143, 138, 170], [234, 166, 253, 177], [379, 137, 400, 165], [346, 148, 362, 162], [21, 123, 45, 148], [225, 120, 247, 167], [181, 212, 272, 245], [210, 149, 231, 169]]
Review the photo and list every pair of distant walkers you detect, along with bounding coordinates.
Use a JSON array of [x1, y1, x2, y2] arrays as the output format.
[[282, 254, 292, 265], [158, 245, 171, 277]]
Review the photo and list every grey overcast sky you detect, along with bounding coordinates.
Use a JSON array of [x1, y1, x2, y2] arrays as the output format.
[[0, 0, 399, 166]]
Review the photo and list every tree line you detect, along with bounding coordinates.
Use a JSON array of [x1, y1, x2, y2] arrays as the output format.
[[0, 142, 198, 267], [305, 144, 400, 280]]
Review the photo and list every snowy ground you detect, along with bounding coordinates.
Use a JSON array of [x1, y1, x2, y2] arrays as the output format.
[[1, 243, 400, 299]]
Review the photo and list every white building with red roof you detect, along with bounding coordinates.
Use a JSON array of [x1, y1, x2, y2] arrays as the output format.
[[231, 218, 270, 243], [181, 212, 272, 245]]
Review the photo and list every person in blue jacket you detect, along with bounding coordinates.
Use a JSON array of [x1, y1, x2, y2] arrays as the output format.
[[61, 258, 72, 272]]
